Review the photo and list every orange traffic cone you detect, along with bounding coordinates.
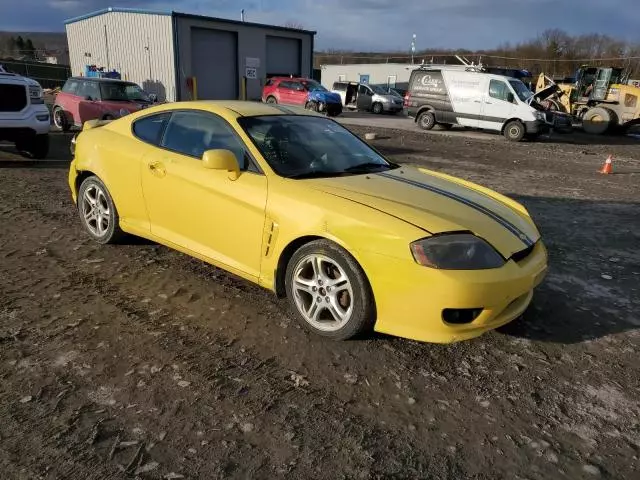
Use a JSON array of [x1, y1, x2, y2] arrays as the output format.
[[599, 155, 613, 174]]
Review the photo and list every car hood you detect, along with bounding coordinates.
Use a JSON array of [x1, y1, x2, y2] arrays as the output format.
[[308, 90, 342, 104], [306, 166, 540, 258]]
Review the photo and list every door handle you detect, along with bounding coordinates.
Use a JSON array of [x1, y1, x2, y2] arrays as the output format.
[[473, 100, 482, 103], [148, 160, 166, 177], [485, 101, 493, 104]]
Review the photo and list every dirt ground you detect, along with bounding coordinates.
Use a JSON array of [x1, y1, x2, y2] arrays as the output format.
[[1, 126, 639, 480]]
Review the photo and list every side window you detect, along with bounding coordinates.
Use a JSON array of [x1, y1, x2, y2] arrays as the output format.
[[78, 81, 100, 100], [265, 78, 274, 87], [132, 113, 170, 145], [489, 80, 510, 102], [161, 111, 252, 171], [280, 81, 293, 90], [358, 85, 370, 95], [290, 82, 304, 91], [63, 79, 80, 95]]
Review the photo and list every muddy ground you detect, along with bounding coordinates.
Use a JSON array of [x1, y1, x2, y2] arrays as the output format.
[[1, 126, 639, 480]]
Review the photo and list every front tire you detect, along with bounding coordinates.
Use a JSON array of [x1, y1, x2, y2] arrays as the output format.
[[372, 102, 383, 114], [53, 106, 70, 132], [285, 240, 375, 340], [417, 111, 436, 130], [266, 96, 278, 104], [77, 176, 125, 244], [503, 120, 526, 142], [16, 134, 49, 159]]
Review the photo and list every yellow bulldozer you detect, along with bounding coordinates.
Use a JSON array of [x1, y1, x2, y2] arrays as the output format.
[[535, 65, 640, 134]]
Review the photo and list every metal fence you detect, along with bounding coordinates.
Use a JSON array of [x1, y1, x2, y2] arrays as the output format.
[[0, 59, 71, 89]]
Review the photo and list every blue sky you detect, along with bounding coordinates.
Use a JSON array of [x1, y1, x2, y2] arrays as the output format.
[[1, 0, 639, 51]]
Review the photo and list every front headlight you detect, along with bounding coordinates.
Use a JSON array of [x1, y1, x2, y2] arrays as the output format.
[[29, 85, 44, 104], [410, 233, 505, 270]]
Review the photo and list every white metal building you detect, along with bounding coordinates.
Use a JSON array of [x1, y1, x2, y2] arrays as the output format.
[[320, 63, 416, 92], [65, 7, 316, 102]]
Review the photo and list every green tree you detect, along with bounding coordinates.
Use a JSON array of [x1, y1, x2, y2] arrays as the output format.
[[24, 38, 35, 59], [15, 35, 25, 53]]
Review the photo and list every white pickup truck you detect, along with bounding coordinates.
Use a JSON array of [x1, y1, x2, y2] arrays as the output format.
[[0, 65, 50, 158]]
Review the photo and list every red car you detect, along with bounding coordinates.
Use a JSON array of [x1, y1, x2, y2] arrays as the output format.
[[261, 76, 343, 116], [53, 77, 156, 131]]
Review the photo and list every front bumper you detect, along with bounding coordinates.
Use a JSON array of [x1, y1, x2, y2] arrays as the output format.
[[525, 119, 550, 134], [0, 105, 50, 139], [359, 240, 548, 343], [383, 102, 404, 112]]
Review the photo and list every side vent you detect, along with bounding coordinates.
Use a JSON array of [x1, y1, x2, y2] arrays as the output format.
[[263, 220, 279, 258]]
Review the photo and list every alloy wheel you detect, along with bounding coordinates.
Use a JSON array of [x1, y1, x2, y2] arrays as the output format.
[[81, 183, 111, 237], [291, 254, 354, 332]]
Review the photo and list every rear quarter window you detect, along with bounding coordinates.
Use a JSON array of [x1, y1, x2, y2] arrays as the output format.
[[132, 112, 170, 145]]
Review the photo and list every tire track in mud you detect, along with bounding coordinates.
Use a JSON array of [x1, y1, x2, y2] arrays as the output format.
[[2, 158, 639, 478]]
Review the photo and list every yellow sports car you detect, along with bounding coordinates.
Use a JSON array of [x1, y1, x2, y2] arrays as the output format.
[[68, 101, 547, 343]]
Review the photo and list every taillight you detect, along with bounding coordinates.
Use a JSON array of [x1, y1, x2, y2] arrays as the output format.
[[403, 92, 411, 107]]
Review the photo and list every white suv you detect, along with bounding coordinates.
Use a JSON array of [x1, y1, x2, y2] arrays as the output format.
[[0, 65, 50, 158]]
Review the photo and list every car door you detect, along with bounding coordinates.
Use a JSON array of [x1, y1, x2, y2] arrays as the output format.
[[57, 78, 83, 125], [140, 110, 268, 279], [77, 80, 103, 123], [277, 81, 296, 105], [479, 79, 516, 131], [288, 81, 308, 106], [357, 85, 373, 111]]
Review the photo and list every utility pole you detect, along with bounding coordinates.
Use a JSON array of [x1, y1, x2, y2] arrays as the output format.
[[411, 33, 416, 65]]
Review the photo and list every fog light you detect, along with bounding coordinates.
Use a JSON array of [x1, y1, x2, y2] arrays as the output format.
[[442, 308, 483, 325]]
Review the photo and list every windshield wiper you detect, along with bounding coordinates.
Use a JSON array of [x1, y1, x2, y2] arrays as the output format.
[[344, 162, 394, 173], [287, 170, 352, 179]]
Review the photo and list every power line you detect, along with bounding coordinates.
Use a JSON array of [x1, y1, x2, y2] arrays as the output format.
[[315, 52, 640, 62]]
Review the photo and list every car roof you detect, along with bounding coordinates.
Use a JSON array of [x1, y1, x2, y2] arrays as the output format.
[[270, 76, 313, 82], [136, 100, 324, 118], [68, 76, 135, 84]]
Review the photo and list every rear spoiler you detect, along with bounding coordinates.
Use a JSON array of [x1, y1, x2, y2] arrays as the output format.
[[82, 119, 113, 131]]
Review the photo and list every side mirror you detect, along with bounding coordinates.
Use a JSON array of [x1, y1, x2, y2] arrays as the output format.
[[507, 92, 515, 103], [202, 149, 240, 180], [84, 95, 93, 101]]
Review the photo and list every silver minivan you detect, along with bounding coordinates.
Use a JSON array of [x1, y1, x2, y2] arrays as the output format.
[[331, 81, 404, 114]]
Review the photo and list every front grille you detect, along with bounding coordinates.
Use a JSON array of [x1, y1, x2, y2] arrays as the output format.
[[511, 243, 535, 263], [0, 84, 27, 112]]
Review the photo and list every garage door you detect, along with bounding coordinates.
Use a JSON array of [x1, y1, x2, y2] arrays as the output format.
[[266, 36, 301, 77], [191, 28, 238, 100]]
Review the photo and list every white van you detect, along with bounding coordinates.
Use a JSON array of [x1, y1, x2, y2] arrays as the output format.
[[405, 67, 553, 141]]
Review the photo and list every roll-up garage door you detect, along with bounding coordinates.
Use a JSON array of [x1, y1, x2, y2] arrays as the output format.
[[191, 27, 238, 100], [266, 36, 301, 77]]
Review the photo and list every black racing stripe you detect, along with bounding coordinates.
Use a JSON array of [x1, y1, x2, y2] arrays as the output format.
[[377, 172, 534, 247]]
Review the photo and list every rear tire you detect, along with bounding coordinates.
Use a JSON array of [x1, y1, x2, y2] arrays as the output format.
[[77, 176, 125, 245], [417, 111, 436, 130], [266, 96, 277, 104], [285, 240, 375, 340], [372, 102, 383, 114], [503, 120, 526, 142]]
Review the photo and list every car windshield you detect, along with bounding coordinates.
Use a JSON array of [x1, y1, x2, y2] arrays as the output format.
[[238, 115, 397, 179], [509, 80, 533, 102], [303, 80, 327, 92], [100, 82, 149, 102]]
